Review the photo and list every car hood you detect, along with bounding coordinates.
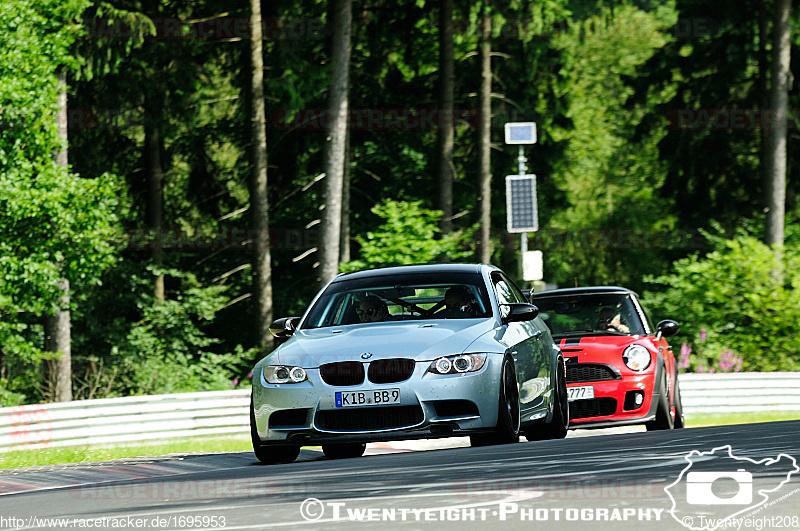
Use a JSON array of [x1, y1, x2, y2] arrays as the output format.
[[265, 319, 500, 368], [557, 335, 657, 357]]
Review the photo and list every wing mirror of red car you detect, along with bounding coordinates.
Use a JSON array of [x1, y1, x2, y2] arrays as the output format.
[[502, 303, 539, 324], [269, 317, 300, 339], [656, 319, 680, 339]]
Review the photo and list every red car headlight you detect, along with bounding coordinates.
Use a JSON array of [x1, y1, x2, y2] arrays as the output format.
[[623, 344, 651, 371]]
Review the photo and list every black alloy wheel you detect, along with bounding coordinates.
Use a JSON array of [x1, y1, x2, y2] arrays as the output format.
[[645, 369, 675, 431], [525, 358, 569, 441], [471, 356, 520, 446]]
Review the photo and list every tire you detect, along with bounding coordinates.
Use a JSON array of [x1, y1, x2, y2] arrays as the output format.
[[673, 379, 685, 429], [250, 397, 301, 464], [525, 358, 569, 441], [322, 443, 367, 459], [645, 369, 674, 431], [471, 356, 520, 447]]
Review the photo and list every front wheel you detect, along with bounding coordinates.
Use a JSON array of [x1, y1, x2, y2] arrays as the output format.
[[525, 358, 569, 441], [645, 370, 674, 431], [673, 379, 685, 429], [471, 356, 520, 447], [322, 443, 367, 459], [250, 397, 301, 464]]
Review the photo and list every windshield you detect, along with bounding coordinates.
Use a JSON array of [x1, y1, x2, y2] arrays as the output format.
[[533, 293, 646, 337], [302, 272, 492, 329]]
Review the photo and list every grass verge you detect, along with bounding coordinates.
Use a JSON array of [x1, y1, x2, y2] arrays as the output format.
[[2, 412, 799, 471], [684, 411, 800, 428], [0, 436, 251, 471]]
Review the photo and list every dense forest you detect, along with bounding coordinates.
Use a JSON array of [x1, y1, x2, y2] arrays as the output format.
[[1, 0, 799, 406]]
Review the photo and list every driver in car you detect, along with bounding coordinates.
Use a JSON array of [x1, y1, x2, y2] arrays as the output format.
[[437, 286, 477, 318], [357, 296, 392, 322], [596, 307, 630, 333]]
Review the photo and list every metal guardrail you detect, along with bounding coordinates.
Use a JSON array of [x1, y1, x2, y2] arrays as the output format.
[[1, 373, 798, 452], [0, 390, 250, 453], [679, 372, 800, 414]]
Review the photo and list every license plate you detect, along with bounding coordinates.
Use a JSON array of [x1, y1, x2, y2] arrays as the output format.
[[567, 385, 594, 402], [335, 389, 401, 407]]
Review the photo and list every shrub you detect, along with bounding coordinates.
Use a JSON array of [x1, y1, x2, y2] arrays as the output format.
[[643, 236, 800, 372]]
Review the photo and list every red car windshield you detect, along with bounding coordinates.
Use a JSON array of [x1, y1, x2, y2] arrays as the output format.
[[533, 293, 646, 337]]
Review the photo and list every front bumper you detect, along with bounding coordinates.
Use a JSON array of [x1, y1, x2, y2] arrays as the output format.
[[252, 355, 504, 445], [566, 361, 660, 429]]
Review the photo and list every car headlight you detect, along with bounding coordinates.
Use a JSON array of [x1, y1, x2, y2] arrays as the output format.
[[428, 354, 487, 374], [623, 344, 651, 371], [264, 365, 307, 384]]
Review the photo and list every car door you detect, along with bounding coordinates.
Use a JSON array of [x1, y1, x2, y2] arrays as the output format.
[[490, 272, 552, 419]]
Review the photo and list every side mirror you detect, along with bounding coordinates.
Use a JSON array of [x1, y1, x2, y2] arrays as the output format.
[[269, 317, 300, 339], [502, 303, 539, 324], [656, 319, 680, 338]]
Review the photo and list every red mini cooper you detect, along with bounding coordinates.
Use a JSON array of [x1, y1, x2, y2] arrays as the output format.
[[530, 287, 683, 430]]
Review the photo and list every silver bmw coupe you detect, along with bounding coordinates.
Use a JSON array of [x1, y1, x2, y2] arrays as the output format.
[[250, 264, 568, 464]]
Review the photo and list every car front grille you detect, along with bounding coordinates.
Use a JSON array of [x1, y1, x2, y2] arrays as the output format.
[[319, 361, 365, 386], [315, 405, 424, 431], [570, 397, 617, 419], [367, 358, 416, 384], [566, 363, 619, 383]]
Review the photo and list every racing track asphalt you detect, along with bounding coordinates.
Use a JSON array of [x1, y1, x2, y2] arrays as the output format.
[[1, 421, 799, 530]]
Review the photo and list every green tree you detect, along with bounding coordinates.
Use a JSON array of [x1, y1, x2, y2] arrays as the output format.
[[340, 200, 473, 272], [539, 4, 677, 291], [631, 0, 799, 237], [0, 0, 124, 405]]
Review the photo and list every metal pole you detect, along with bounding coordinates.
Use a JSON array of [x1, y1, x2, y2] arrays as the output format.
[[518, 146, 527, 253]]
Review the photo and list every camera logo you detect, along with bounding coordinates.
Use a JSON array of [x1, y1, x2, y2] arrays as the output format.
[[685, 469, 752, 505], [665, 445, 799, 531]]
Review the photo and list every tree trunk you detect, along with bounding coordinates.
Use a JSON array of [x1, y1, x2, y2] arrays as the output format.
[[46, 71, 72, 402], [55, 71, 68, 169], [478, 10, 492, 264], [764, 0, 791, 248], [319, 0, 352, 288], [340, 128, 351, 263], [46, 279, 72, 402], [758, 0, 768, 204], [250, 0, 274, 348], [144, 97, 165, 302], [436, 0, 455, 235]]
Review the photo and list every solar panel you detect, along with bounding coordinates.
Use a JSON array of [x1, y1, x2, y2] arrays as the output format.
[[506, 175, 538, 233], [504, 122, 537, 145]]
